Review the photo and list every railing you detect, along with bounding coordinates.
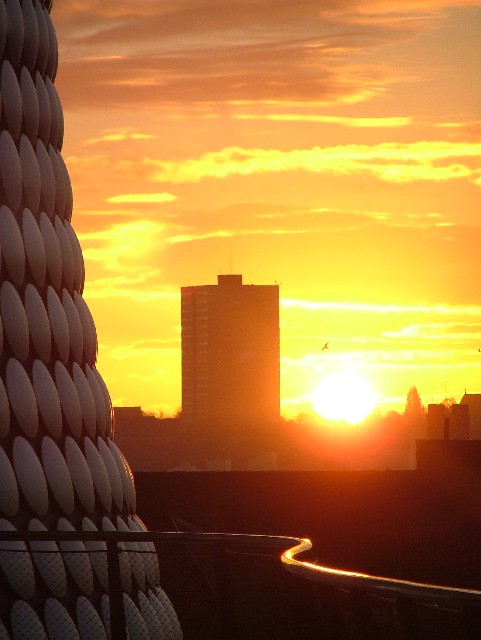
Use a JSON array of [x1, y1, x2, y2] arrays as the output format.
[[0, 530, 480, 639], [283, 538, 481, 639]]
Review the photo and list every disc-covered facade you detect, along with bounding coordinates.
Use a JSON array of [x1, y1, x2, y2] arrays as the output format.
[[0, 1, 182, 637]]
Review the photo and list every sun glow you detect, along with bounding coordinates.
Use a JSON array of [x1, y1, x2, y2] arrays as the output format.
[[312, 370, 378, 425]]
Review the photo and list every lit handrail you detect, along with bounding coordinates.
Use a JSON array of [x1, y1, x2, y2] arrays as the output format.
[[282, 537, 481, 607], [3, 528, 481, 609], [0, 529, 304, 548]]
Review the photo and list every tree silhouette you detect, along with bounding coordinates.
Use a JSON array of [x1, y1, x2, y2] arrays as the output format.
[[404, 386, 425, 416], [442, 397, 457, 409]]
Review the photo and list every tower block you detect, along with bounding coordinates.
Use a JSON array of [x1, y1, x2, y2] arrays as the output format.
[[0, 1, 181, 637]]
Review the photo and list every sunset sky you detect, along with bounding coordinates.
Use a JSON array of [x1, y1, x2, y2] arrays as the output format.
[[53, 0, 481, 418]]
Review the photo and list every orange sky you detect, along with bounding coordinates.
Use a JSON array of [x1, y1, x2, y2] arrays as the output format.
[[52, 0, 481, 417]]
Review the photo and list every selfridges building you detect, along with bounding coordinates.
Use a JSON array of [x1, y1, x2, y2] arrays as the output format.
[[0, 1, 182, 638]]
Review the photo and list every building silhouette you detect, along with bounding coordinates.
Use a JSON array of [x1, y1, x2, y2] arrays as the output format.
[[460, 393, 481, 438], [181, 274, 280, 430], [427, 401, 472, 440]]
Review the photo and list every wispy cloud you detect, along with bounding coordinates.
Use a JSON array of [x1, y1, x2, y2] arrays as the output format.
[[167, 227, 314, 245], [54, 0, 461, 111], [108, 338, 180, 360], [86, 128, 157, 145], [281, 299, 481, 316], [55, 0, 480, 47], [79, 220, 165, 273], [83, 276, 179, 300], [145, 141, 481, 185], [384, 322, 481, 339], [235, 114, 413, 127], [106, 192, 177, 204]]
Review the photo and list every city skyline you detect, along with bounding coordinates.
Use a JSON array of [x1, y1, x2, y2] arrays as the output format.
[[54, 1, 481, 417]]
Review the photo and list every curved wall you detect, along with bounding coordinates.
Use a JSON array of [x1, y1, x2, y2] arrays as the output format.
[[0, 2, 181, 637]]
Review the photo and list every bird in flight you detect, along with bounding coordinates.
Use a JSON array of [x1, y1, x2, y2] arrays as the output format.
[[322, 342, 329, 351]]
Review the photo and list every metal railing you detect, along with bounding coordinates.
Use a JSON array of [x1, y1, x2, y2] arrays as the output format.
[[0, 530, 480, 639], [283, 538, 481, 639]]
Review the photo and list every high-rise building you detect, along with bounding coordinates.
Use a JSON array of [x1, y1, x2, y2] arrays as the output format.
[[181, 274, 280, 428]]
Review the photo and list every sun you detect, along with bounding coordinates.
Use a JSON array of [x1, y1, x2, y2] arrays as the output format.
[[312, 370, 378, 424]]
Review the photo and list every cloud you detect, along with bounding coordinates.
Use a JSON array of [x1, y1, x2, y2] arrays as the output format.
[[145, 141, 481, 185], [281, 299, 481, 316], [383, 322, 481, 340], [235, 114, 413, 127], [79, 219, 165, 274], [161, 204, 378, 244], [83, 276, 179, 300], [54, 0, 480, 43], [86, 128, 157, 145], [71, 208, 139, 218], [158, 216, 481, 308], [57, 46, 382, 110], [54, 0, 453, 111], [108, 338, 180, 360], [106, 192, 177, 204]]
